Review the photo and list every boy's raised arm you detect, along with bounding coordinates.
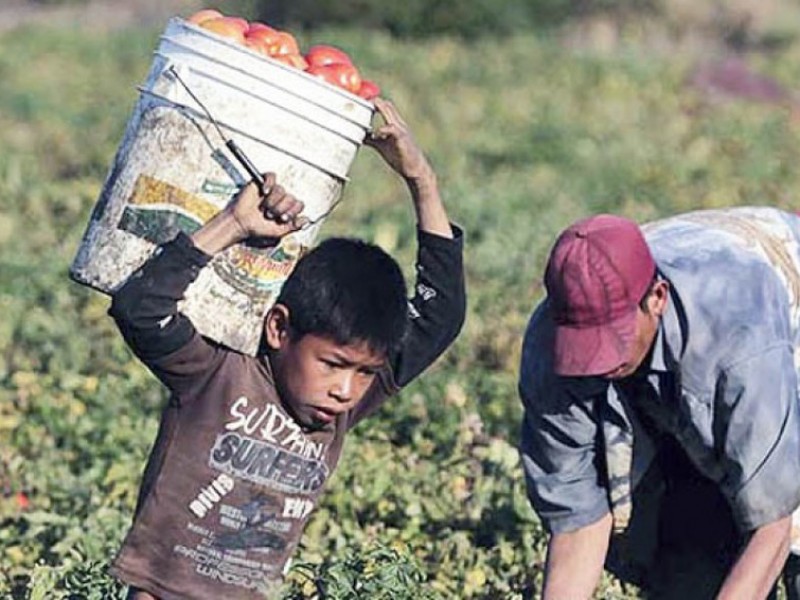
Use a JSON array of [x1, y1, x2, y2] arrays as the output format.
[[365, 98, 453, 239], [350, 100, 466, 426], [110, 176, 304, 366]]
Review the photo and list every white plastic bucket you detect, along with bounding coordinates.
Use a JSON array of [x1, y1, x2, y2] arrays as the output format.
[[70, 17, 374, 355]]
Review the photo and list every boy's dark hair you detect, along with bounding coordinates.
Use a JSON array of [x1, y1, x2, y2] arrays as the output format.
[[276, 237, 408, 356]]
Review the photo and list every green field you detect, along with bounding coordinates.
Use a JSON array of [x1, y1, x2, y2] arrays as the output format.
[[4, 8, 800, 599]]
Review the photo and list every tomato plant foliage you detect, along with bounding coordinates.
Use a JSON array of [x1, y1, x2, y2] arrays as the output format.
[[5, 6, 800, 598]]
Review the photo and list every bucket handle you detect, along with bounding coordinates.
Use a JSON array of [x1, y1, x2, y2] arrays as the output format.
[[163, 65, 269, 196], [147, 65, 346, 231]]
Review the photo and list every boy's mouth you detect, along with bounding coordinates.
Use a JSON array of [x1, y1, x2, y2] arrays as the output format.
[[309, 406, 340, 425]]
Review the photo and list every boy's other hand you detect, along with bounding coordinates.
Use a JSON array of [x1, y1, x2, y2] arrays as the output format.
[[230, 173, 308, 241], [365, 98, 452, 238], [365, 98, 433, 182]]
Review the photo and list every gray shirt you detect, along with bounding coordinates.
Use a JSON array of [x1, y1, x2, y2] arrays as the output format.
[[520, 207, 800, 536]]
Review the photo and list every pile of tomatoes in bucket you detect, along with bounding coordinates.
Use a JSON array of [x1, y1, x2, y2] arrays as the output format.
[[187, 8, 380, 101]]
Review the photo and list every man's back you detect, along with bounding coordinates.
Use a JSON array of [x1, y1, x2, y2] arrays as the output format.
[[645, 206, 800, 374]]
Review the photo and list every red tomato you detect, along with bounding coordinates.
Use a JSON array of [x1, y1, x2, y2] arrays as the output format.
[[236, 18, 250, 32], [200, 17, 247, 43], [187, 9, 224, 25], [357, 79, 381, 100], [245, 28, 298, 57], [268, 31, 300, 56], [273, 53, 309, 70], [305, 44, 353, 67], [245, 33, 272, 56], [222, 16, 249, 33], [15, 492, 30, 510], [247, 21, 276, 35], [307, 63, 362, 94]]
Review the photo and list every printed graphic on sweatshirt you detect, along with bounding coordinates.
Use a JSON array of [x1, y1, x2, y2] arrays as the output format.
[[224, 395, 327, 461], [209, 432, 329, 493], [214, 494, 288, 552], [173, 393, 330, 596], [189, 472, 236, 519], [206, 395, 330, 494], [173, 519, 283, 596], [175, 488, 311, 592]]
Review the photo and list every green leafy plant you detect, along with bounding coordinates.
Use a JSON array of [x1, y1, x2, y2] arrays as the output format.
[[27, 557, 126, 600], [4, 6, 800, 598], [284, 542, 441, 599]]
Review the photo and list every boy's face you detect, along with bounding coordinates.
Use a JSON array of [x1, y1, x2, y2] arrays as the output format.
[[264, 305, 387, 429]]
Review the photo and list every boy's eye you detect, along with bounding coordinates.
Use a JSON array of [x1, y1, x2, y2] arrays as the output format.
[[319, 357, 380, 377]]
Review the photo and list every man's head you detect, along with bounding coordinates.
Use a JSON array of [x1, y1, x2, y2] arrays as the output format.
[[264, 237, 408, 428], [544, 214, 669, 379]]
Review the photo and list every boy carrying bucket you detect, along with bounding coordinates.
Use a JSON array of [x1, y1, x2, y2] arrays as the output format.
[[108, 98, 466, 600]]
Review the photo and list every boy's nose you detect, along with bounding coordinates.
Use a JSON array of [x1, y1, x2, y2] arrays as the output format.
[[331, 372, 354, 402]]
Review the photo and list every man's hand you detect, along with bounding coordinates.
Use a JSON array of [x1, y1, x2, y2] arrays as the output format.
[[191, 173, 307, 256]]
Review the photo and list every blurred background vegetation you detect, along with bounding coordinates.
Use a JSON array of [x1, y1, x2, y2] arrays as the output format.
[[3, 0, 800, 598]]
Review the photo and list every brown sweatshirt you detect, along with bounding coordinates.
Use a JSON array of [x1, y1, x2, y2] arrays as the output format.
[[108, 228, 465, 599]]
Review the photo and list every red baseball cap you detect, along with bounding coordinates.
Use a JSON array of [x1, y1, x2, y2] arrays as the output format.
[[544, 214, 656, 376]]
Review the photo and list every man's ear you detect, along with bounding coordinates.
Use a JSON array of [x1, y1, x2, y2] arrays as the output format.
[[650, 279, 670, 317], [264, 303, 291, 350]]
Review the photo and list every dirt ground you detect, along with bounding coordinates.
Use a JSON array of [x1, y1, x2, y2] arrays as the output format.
[[0, 0, 205, 32]]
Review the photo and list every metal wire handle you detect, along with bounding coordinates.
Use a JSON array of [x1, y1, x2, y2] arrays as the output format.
[[166, 65, 267, 191], [164, 64, 344, 230]]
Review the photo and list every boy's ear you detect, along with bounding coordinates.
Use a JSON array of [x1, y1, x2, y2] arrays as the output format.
[[264, 303, 291, 350]]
